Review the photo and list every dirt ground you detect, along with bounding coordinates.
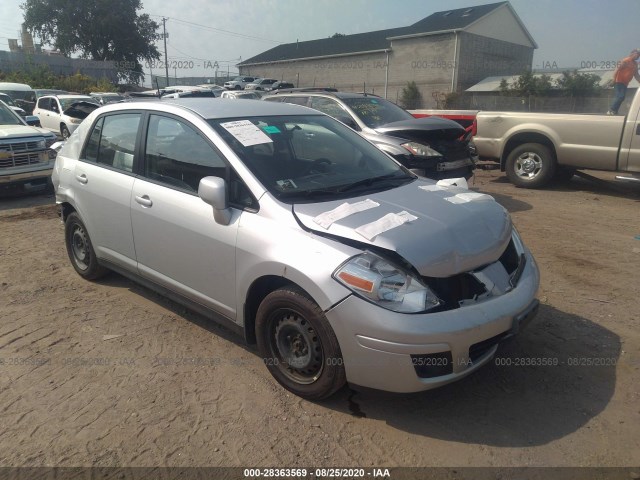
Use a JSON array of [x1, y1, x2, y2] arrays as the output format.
[[0, 169, 639, 469]]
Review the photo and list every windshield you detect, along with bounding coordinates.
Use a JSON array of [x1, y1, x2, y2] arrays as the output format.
[[0, 90, 35, 102], [208, 115, 414, 203], [0, 102, 24, 125], [59, 97, 98, 110], [342, 97, 414, 129], [0, 94, 16, 107]]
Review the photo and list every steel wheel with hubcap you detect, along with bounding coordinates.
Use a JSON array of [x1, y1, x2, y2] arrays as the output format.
[[256, 287, 346, 400], [64, 212, 108, 280], [506, 142, 556, 188]]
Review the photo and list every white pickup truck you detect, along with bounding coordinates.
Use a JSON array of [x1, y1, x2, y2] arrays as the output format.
[[0, 100, 58, 192], [472, 91, 640, 188]]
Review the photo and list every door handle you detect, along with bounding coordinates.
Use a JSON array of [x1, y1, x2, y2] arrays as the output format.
[[75, 174, 88, 184], [135, 195, 153, 207]]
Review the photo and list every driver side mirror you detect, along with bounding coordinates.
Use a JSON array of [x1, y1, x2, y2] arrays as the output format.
[[335, 115, 359, 131], [198, 176, 232, 225]]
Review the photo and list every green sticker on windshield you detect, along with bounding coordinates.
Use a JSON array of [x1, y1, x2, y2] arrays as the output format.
[[371, 99, 379, 104], [262, 125, 281, 134]]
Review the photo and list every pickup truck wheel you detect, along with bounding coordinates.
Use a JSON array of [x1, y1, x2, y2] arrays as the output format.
[[256, 287, 346, 400], [506, 143, 556, 188], [65, 212, 108, 280]]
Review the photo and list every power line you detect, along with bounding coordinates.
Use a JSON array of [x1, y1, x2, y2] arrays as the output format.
[[148, 14, 281, 44]]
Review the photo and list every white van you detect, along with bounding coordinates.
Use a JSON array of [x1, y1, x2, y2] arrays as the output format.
[[0, 82, 37, 114]]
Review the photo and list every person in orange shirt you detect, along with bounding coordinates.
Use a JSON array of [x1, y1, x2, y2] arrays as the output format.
[[608, 49, 640, 115]]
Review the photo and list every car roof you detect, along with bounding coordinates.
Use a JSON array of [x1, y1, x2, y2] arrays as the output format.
[[50, 94, 95, 99], [265, 89, 381, 100], [100, 97, 321, 119]]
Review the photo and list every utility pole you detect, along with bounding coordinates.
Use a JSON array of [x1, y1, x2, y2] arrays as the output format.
[[162, 17, 169, 87]]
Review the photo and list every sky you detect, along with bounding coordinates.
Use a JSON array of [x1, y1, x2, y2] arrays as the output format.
[[1, 0, 639, 87]]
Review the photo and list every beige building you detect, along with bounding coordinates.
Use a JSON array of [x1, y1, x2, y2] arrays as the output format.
[[239, 1, 537, 107]]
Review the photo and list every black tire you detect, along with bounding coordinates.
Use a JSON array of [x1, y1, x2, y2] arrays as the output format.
[[64, 212, 108, 280], [256, 287, 346, 400], [505, 143, 556, 188], [61, 124, 71, 140], [234, 85, 242, 90]]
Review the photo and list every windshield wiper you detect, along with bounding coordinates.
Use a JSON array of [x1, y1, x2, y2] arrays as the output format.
[[336, 173, 412, 193], [276, 187, 339, 199]]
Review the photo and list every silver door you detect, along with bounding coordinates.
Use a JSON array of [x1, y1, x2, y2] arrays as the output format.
[[130, 114, 239, 318], [72, 113, 141, 270]]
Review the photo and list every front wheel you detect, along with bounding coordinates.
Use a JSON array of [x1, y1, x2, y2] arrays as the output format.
[[505, 143, 556, 188], [61, 124, 71, 140], [64, 212, 108, 280], [256, 287, 346, 400]]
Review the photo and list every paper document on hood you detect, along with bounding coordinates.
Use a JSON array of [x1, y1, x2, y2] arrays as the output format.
[[444, 192, 493, 204], [220, 120, 273, 147], [355, 211, 418, 241], [313, 199, 379, 229], [437, 177, 468, 189]]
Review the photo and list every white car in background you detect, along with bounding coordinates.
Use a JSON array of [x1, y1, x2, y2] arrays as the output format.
[[245, 78, 278, 91], [33, 95, 100, 139], [223, 76, 256, 90], [219, 90, 261, 100]]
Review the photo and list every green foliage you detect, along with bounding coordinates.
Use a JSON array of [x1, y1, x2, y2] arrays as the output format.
[[22, 0, 160, 84], [400, 81, 422, 109], [555, 70, 602, 96], [499, 78, 510, 95], [0, 64, 116, 93], [510, 71, 553, 96], [331, 33, 346, 38]]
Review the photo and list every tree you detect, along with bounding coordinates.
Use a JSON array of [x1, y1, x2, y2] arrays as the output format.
[[22, 0, 160, 84], [510, 70, 553, 97], [331, 33, 346, 38], [400, 81, 421, 109], [556, 70, 602, 96]]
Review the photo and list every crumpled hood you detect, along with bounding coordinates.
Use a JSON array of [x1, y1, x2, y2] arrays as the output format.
[[63, 101, 99, 118], [292, 179, 512, 277], [375, 116, 465, 142]]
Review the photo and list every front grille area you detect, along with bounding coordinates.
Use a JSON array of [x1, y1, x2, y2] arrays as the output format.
[[411, 352, 453, 378], [421, 237, 523, 311], [0, 140, 40, 153], [0, 152, 45, 168], [0, 137, 48, 169], [498, 238, 519, 275], [422, 273, 487, 311]]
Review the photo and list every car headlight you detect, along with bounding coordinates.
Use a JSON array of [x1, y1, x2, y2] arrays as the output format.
[[69, 118, 82, 124], [333, 252, 441, 313], [401, 141, 442, 157]]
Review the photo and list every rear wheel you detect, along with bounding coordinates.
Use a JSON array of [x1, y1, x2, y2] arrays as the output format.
[[256, 287, 346, 400], [506, 143, 556, 188], [64, 212, 108, 280]]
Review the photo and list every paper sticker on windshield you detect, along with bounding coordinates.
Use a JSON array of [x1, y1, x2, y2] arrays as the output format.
[[262, 125, 281, 134], [313, 199, 380, 229], [355, 211, 418, 241], [276, 179, 297, 190], [221, 120, 273, 147]]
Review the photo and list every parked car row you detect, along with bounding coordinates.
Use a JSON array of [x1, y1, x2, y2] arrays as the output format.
[[223, 76, 295, 92]]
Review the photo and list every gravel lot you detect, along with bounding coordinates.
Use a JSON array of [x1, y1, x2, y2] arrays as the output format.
[[0, 169, 639, 469]]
